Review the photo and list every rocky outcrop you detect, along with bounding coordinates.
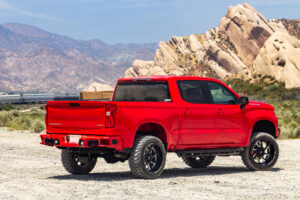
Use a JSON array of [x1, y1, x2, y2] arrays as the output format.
[[278, 19, 300, 40], [125, 3, 300, 88], [219, 3, 274, 66]]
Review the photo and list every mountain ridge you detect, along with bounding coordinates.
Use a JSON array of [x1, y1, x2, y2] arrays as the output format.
[[0, 23, 157, 93]]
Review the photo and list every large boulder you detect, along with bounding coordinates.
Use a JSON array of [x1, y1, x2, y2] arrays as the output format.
[[125, 59, 167, 77], [84, 82, 113, 92], [254, 32, 300, 88]]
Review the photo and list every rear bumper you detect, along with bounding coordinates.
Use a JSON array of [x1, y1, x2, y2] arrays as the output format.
[[40, 134, 123, 151]]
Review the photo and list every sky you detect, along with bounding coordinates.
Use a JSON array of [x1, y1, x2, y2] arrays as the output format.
[[0, 0, 299, 44]]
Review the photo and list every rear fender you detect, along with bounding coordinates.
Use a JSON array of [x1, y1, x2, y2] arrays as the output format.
[[132, 120, 168, 147]]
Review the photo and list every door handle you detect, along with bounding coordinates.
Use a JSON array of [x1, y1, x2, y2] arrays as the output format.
[[184, 109, 192, 115], [216, 109, 224, 116]]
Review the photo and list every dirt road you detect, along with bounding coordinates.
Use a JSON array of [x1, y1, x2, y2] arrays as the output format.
[[0, 128, 299, 200]]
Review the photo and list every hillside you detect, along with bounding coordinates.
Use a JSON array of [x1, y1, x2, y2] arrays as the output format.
[[0, 23, 157, 93], [125, 3, 300, 89]]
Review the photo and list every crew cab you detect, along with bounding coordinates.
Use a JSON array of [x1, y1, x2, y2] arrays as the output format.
[[40, 76, 280, 179]]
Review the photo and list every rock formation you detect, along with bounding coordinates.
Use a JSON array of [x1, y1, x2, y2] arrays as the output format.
[[125, 3, 300, 88]]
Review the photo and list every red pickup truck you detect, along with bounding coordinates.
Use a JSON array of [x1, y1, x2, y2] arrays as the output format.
[[40, 76, 280, 179]]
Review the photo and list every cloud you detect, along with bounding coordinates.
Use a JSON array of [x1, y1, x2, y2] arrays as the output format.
[[0, 0, 65, 22]]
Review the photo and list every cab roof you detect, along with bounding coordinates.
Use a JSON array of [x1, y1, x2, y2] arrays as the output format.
[[118, 76, 220, 82], [117, 76, 240, 98]]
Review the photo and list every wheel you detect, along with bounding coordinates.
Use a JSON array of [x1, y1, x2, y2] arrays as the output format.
[[241, 132, 279, 170], [61, 149, 97, 175], [129, 135, 166, 179], [182, 155, 215, 168]]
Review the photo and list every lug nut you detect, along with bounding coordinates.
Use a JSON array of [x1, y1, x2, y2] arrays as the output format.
[[79, 140, 84, 146]]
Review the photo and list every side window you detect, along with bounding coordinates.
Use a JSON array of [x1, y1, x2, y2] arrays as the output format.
[[207, 82, 237, 104], [177, 80, 209, 103]]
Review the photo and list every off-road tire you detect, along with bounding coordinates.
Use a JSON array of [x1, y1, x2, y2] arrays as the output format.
[[241, 132, 279, 171], [182, 155, 215, 168], [61, 149, 97, 175], [129, 135, 166, 179]]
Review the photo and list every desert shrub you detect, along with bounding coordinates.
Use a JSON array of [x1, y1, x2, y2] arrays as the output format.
[[279, 127, 295, 139], [288, 121, 298, 129], [0, 111, 12, 127], [28, 108, 44, 118], [32, 119, 45, 133], [293, 128, 300, 138], [7, 115, 32, 130], [12, 111, 19, 117], [0, 106, 45, 132]]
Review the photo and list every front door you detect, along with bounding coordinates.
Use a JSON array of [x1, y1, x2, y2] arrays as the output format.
[[177, 80, 216, 145], [206, 81, 248, 144]]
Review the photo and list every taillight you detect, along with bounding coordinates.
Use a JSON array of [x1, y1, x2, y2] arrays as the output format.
[[105, 104, 117, 128], [45, 105, 48, 126]]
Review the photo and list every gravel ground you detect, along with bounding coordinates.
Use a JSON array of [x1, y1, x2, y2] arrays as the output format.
[[0, 128, 299, 200]]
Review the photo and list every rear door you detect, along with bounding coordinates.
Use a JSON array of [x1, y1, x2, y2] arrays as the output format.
[[46, 101, 107, 135], [205, 81, 248, 144], [177, 80, 216, 145]]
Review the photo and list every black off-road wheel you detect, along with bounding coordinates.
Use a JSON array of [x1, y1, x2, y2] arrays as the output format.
[[182, 155, 215, 168], [61, 149, 97, 175], [241, 132, 279, 170], [129, 135, 166, 179]]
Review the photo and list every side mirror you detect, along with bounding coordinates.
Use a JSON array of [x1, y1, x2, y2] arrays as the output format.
[[240, 96, 249, 110]]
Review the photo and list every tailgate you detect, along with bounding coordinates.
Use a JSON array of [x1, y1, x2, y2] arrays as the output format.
[[46, 101, 107, 135]]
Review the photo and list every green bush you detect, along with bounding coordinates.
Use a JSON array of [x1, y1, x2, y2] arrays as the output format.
[[0, 104, 13, 111]]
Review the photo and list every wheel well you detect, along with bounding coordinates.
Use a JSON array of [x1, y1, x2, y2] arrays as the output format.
[[252, 120, 276, 138], [135, 123, 167, 149]]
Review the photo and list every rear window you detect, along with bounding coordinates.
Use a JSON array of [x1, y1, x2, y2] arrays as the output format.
[[113, 81, 171, 102], [177, 80, 209, 103]]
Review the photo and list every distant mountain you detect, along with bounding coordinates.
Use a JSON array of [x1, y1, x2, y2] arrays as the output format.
[[0, 23, 157, 93], [126, 3, 300, 88]]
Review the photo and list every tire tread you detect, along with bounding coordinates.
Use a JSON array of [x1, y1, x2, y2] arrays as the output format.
[[241, 132, 279, 171], [182, 156, 215, 168], [61, 149, 97, 175], [129, 135, 166, 179]]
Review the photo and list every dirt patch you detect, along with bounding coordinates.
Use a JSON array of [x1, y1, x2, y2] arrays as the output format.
[[0, 128, 299, 200]]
